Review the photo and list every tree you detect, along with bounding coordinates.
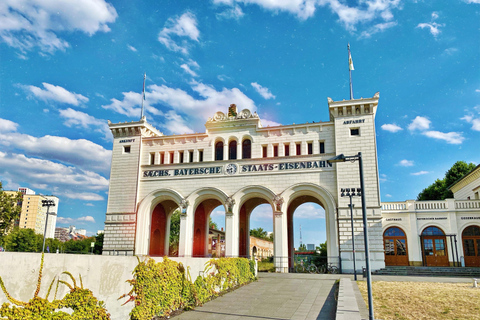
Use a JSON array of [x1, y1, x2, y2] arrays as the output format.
[[417, 161, 476, 200], [316, 241, 327, 256], [298, 243, 306, 251], [3, 228, 42, 252], [94, 232, 104, 254], [209, 217, 218, 230], [169, 210, 180, 256], [250, 227, 269, 240], [0, 182, 22, 242]]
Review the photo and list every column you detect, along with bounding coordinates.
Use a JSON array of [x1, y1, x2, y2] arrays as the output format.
[[178, 200, 193, 257]]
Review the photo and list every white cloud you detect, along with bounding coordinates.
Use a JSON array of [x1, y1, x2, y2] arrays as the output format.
[[465, 0, 480, 3], [399, 159, 414, 167], [0, 118, 18, 132], [381, 123, 402, 132], [216, 5, 245, 19], [162, 110, 195, 135], [127, 45, 137, 52], [212, 0, 401, 32], [461, 112, 480, 131], [443, 47, 458, 56], [359, 21, 397, 38], [411, 171, 429, 176], [180, 59, 199, 77], [417, 12, 444, 38], [251, 82, 276, 100], [0, 151, 108, 200], [21, 83, 89, 106], [294, 203, 325, 219], [385, 194, 392, 198], [408, 116, 430, 131], [261, 119, 282, 127], [379, 173, 387, 182], [57, 215, 96, 225], [0, 0, 117, 53], [0, 129, 111, 174], [422, 131, 464, 144], [59, 108, 111, 140], [158, 12, 199, 55]]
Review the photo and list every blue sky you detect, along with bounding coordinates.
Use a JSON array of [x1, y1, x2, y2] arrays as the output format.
[[0, 1, 479, 247]]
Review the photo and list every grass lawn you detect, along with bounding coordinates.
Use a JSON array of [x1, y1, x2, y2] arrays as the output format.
[[357, 281, 480, 320]]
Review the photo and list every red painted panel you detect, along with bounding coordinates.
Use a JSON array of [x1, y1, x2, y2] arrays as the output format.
[[149, 204, 167, 256]]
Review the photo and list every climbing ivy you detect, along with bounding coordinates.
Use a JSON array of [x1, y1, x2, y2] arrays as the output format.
[[0, 253, 110, 320], [122, 257, 256, 319]]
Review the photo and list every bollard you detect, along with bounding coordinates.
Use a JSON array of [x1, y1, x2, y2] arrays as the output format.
[[362, 267, 367, 278], [473, 279, 478, 288]]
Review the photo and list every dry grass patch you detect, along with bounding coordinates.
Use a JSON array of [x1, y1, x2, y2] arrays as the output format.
[[357, 281, 480, 320]]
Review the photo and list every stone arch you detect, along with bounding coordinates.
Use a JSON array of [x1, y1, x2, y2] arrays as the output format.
[[234, 185, 276, 257], [187, 187, 229, 257], [135, 188, 184, 255], [282, 183, 337, 269]]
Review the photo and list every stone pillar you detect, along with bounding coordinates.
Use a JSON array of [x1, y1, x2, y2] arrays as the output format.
[[273, 195, 288, 272], [178, 199, 192, 257], [225, 196, 236, 257]]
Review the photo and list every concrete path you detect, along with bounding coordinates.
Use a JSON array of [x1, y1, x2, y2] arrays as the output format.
[[174, 273, 338, 320]]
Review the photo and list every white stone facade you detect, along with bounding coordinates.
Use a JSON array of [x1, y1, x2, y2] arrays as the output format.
[[103, 94, 385, 272]]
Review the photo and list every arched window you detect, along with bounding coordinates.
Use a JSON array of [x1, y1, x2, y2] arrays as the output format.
[[229, 140, 237, 160], [215, 141, 223, 161], [242, 139, 251, 159], [421, 226, 445, 236], [383, 227, 408, 266]]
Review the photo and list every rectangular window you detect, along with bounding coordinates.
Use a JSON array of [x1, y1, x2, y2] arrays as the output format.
[[169, 152, 174, 164], [273, 145, 278, 157], [284, 144, 290, 156], [189, 150, 194, 163], [160, 152, 165, 164], [179, 151, 184, 163], [319, 141, 325, 154], [262, 145, 267, 158], [350, 128, 360, 136], [296, 143, 301, 156], [307, 142, 313, 155], [150, 153, 155, 165], [124, 146, 131, 153], [199, 150, 204, 162]]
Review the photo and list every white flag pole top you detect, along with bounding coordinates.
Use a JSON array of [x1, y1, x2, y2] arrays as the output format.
[[141, 72, 146, 119], [348, 44, 354, 100]]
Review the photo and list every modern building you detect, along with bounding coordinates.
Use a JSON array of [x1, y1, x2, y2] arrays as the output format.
[[55, 225, 87, 242], [103, 94, 480, 273], [17, 188, 59, 238]]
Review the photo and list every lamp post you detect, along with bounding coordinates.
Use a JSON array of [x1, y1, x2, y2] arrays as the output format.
[[340, 187, 361, 281], [328, 152, 374, 320], [41, 199, 56, 254]]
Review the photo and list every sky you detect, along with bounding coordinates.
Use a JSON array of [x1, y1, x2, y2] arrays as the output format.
[[0, 0, 479, 247]]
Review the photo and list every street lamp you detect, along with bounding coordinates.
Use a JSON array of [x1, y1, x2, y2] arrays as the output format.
[[340, 187, 361, 281], [41, 199, 56, 254], [328, 152, 375, 320]]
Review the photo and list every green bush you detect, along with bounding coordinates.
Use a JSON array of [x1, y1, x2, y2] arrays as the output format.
[[122, 257, 256, 319]]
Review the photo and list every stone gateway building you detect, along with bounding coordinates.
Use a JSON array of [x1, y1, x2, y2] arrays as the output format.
[[103, 93, 480, 273]]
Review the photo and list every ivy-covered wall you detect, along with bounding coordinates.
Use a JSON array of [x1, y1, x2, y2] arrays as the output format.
[[0, 253, 213, 319]]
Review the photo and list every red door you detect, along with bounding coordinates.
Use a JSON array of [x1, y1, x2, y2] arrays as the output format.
[[422, 226, 449, 267], [384, 227, 409, 266], [462, 226, 480, 267]]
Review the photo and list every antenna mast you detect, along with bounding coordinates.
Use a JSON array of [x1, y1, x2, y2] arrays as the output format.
[[299, 224, 303, 248], [140, 72, 146, 119]]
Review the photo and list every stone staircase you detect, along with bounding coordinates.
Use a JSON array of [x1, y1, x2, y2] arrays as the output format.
[[372, 266, 480, 277]]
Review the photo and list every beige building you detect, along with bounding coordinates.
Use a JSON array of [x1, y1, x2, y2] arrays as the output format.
[[381, 165, 480, 268], [18, 190, 59, 238], [103, 93, 384, 273]]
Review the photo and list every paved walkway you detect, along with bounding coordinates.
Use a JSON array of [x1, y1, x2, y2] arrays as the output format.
[[174, 273, 338, 320], [174, 273, 474, 320]]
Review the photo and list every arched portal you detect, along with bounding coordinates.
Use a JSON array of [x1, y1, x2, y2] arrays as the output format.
[[383, 227, 408, 266], [421, 226, 449, 267], [192, 199, 223, 257], [238, 198, 272, 257], [462, 225, 480, 267], [287, 197, 326, 270], [148, 200, 178, 256]]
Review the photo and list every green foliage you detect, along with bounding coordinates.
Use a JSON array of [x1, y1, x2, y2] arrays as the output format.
[[250, 228, 273, 241], [298, 243, 306, 251], [209, 217, 218, 230], [93, 233, 104, 255], [0, 183, 22, 242], [316, 241, 327, 256], [0, 253, 110, 319], [417, 161, 476, 200], [169, 210, 180, 256], [3, 228, 42, 252], [122, 257, 256, 319]]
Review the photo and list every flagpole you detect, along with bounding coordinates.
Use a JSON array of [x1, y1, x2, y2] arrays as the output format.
[[141, 72, 146, 120], [348, 44, 354, 100]]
